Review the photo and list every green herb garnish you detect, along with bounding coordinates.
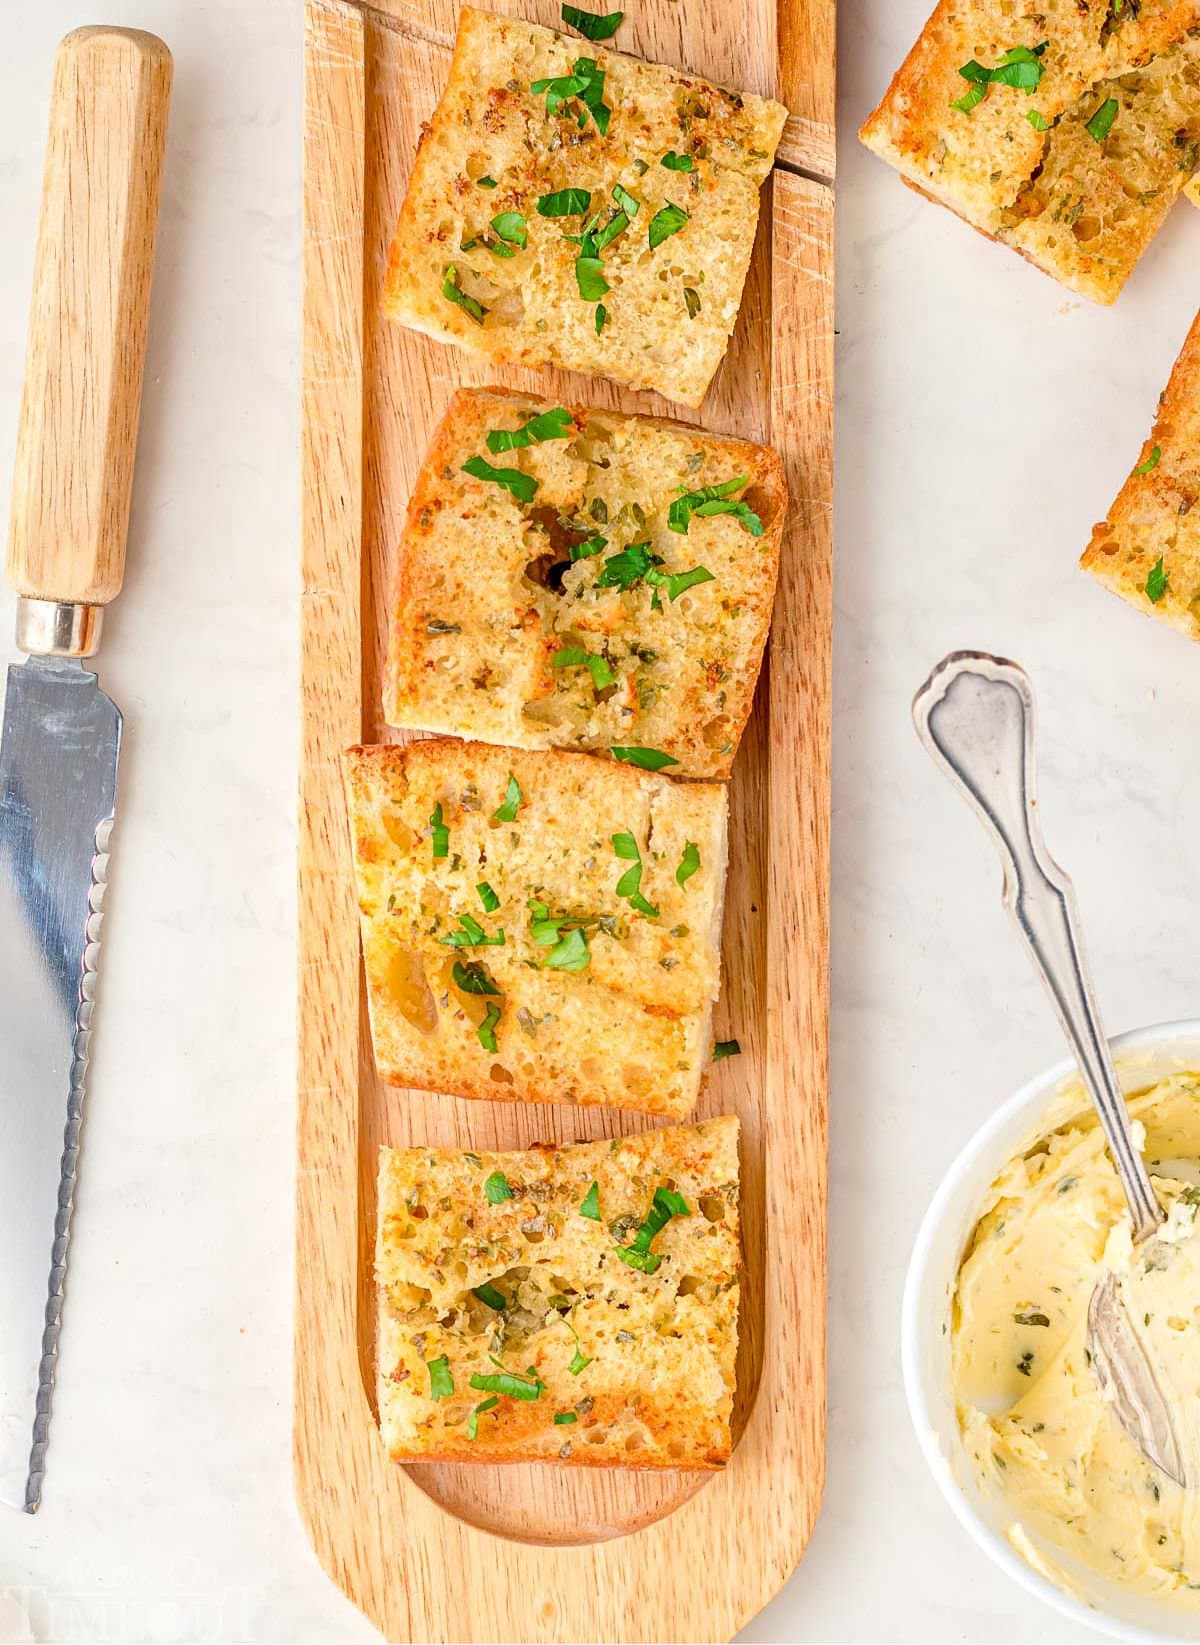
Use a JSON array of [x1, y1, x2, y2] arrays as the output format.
[[611, 831, 659, 918], [453, 959, 501, 997], [570, 533, 607, 561], [484, 1170, 513, 1204], [1146, 556, 1169, 604], [561, 3, 623, 40], [552, 645, 616, 691], [1086, 97, 1118, 142], [493, 772, 522, 823], [611, 182, 640, 217], [553, 1411, 579, 1424], [952, 42, 1048, 114], [661, 151, 695, 171], [486, 407, 573, 452], [477, 175, 498, 189], [598, 540, 661, 589], [669, 475, 764, 535], [427, 1356, 454, 1399], [531, 58, 610, 134], [614, 1185, 691, 1274], [648, 201, 689, 250], [477, 1000, 502, 1053], [440, 911, 505, 948], [1026, 109, 1049, 131], [544, 925, 591, 971], [441, 264, 487, 324], [575, 256, 610, 300], [473, 1282, 507, 1310], [469, 1367, 545, 1401], [660, 565, 715, 600], [579, 1181, 601, 1221], [462, 454, 538, 503], [1134, 444, 1161, 476], [610, 746, 679, 770], [595, 302, 608, 334], [676, 842, 700, 887], [537, 187, 593, 218], [466, 1396, 498, 1439], [430, 802, 449, 859], [477, 881, 501, 912], [713, 1039, 741, 1060]]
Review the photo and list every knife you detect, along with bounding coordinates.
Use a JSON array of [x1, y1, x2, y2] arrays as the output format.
[[0, 26, 171, 1513]]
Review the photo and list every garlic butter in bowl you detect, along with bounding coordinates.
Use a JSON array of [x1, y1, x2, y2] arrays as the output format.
[[904, 1023, 1200, 1640]]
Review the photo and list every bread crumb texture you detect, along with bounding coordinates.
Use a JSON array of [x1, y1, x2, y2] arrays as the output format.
[[386, 388, 786, 778], [1082, 306, 1200, 635], [343, 739, 728, 1117], [860, 2, 1200, 302], [376, 1116, 740, 1467], [382, 6, 786, 405]]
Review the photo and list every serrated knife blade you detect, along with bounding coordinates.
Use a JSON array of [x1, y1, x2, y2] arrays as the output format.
[[0, 26, 170, 1510], [0, 656, 120, 1510]]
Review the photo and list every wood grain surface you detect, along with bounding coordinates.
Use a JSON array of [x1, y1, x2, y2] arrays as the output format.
[[7, 27, 171, 607], [297, 1, 833, 1638]]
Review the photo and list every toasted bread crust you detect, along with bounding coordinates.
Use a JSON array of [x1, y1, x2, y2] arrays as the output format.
[[1081, 307, 1200, 638], [376, 1118, 740, 1468], [382, 7, 786, 406], [385, 388, 786, 779], [344, 739, 728, 1117], [861, 3, 1200, 302]]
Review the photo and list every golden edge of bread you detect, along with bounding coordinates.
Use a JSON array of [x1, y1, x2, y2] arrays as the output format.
[[1081, 308, 1200, 639], [376, 1116, 740, 1467], [343, 738, 730, 1118], [382, 387, 787, 779]]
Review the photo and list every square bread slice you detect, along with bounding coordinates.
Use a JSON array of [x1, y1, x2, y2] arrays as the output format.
[[385, 388, 786, 780], [1081, 307, 1200, 638], [860, 4, 1200, 303], [376, 1116, 740, 1467], [344, 739, 728, 1117], [382, 6, 786, 406]]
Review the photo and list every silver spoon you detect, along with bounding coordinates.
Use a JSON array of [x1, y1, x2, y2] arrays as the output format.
[[913, 649, 1187, 1488]]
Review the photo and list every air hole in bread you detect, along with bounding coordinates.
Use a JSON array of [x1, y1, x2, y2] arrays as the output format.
[[385, 946, 438, 1034], [382, 808, 419, 849], [585, 1425, 609, 1444], [676, 1274, 703, 1297], [489, 1063, 514, 1083], [523, 551, 571, 595], [624, 1429, 646, 1451]]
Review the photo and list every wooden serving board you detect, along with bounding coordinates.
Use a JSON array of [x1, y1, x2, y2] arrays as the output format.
[[297, 2, 834, 1639]]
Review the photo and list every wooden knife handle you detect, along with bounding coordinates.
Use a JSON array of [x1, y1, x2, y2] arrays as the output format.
[[6, 27, 172, 608]]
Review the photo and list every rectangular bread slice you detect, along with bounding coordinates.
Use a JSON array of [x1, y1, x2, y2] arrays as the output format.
[[382, 6, 786, 407], [344, 740, 728, 1117], [385, 388, 786, 780], [376, 1116, 740, 1467], [860, 3, 1200, 303], [1081, 307, 1200, 638]]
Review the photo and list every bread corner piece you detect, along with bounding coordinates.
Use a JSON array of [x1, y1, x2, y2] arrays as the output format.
[[343, 740, 728, 1117], [386, 388, 786, 779], [1081, 307, 1200, 638], [860, 5, 1200, 303], [381, 6, 786, 407], [376, 1116, 740, 1467]]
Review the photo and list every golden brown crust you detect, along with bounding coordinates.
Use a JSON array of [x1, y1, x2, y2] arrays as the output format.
[[384, 387, 785, 779], [861, 2, 1200, 303], [1081, 308, 1200, 638], [381, 7, 786, 406], [343, 739, 728, 1117], [376, 1117, 740, 1468]]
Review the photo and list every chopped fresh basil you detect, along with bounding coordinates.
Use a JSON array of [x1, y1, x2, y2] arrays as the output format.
[[595, 302, 608, 334], [467, 1395, 498, 1439], [953, 42, 1047, 115], [553, 1411, 579, 1424], [648, 201, 689, 250], [531, 57, 610, 134], [484, 1170, 513, 1204], [1026, 109, 1049, 131], [561, 3, 623, 40], [440, 911, 505, 948], [537, 187, 593, 218], [570, 533, 607, 560], [713, 1038, 741, 1060], [598, 540, 662, 589], [1134, 444, 1162, 476], [611, 831, 659, 918], [493, 772, 522, 823], [427, 1355, 454, 1399], [611, 182, 640, 217], [591, 209, 630, 253], [951, 83, 987, 115], [477, 881, 501, 912], [490, 210, 528, 250], [469, 1367, 544, 1401], [676, 841, 700, 887], [1086, 97, 1118, 142], [575, 255, 610, 300], [429, 802, 449, 859], [661, 151, 695, 171], [660, 565, 714, 600], [486, 407, 573, 452], [568, 1346, 592, 1375], [473, 1282, 507, 1310], [552, 644, 616, 691], [462, 453, 539, 503], [614, 1185, 691, 1274], [477, 1000, 502, 1053], [610, 746, 679, 770], [1146, 556, 1169, 604], [441, 263, 488, 324], [544, 926, 591, 971], [477, 175, 498, 189], [669, 474, 763, 536], [579, 1181, 602, 1221], [453, 959, 501, 997]]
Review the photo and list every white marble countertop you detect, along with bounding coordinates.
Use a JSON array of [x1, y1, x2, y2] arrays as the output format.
[[1, 0, 1199, 1640]]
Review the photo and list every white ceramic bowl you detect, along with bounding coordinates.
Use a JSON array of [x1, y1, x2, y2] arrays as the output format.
[[902, 1020, 1200, 1643]]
